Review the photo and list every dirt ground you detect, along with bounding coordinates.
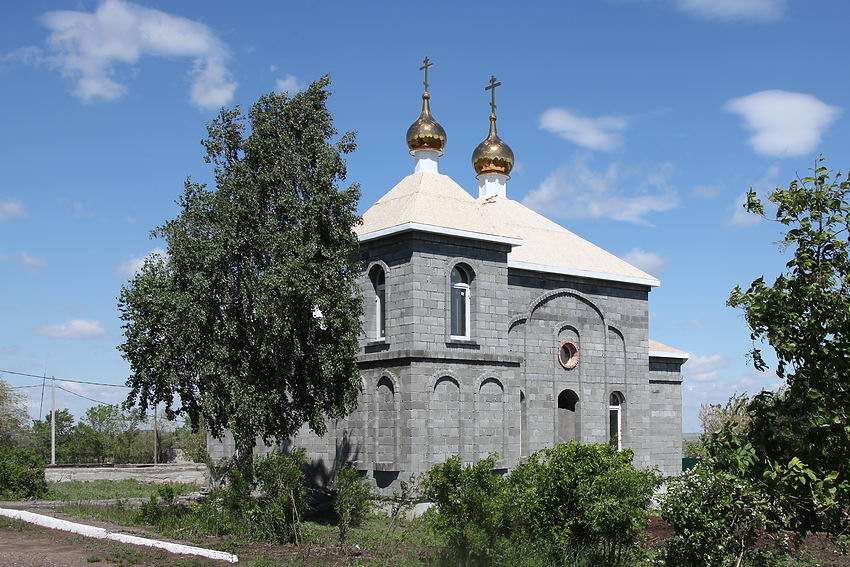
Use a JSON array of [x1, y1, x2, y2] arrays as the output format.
[[1, 512, 848, 566], [0, 522, 219, 567]]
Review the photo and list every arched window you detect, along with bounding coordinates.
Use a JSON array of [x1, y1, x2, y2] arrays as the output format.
[[609, 391, 624, 450], [370, 266, 386, 340], [557, 389, 580, 442], [450, 265, 471, 339]]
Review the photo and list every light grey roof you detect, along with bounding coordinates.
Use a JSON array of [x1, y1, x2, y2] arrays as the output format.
[[477, 195, 658, 286], [357, 172, 520, 244], [649, 339, 690, 360], [357, 171, 658, 287]]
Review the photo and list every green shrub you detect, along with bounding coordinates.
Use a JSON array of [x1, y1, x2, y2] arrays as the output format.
[[422, 454, 507, 564], [334, 464, 375, 543], [248, 448, 308, 544], [422, 444, 661, 566], [505, 442, 661, 561], [0, 446, 47, 500], [659, 427, 792, 567]]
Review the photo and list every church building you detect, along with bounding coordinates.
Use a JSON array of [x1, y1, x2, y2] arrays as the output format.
[[210, 62, 689, 489]]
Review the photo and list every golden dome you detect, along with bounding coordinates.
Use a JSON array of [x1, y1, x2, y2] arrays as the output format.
[[406, 92, 446, 155], [472, 115, 514, 176]]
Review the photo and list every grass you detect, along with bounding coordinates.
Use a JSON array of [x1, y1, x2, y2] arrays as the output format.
[[59, 500, 442, 565], [44, 479, 201, 501]]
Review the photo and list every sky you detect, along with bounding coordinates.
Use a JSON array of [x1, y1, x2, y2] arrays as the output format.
[[0, 0, 847, 433]]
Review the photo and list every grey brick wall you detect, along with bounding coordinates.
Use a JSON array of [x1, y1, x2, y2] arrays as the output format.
[[210, 229, 685, 490]]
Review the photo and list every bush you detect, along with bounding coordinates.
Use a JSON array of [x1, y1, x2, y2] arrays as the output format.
[[422, 454, 505, 564], [505, 442, 661, 561], [422, 444, 661, 566], [248, 448, 308, 544], [0, 446, 47, 500], [334, 464, 375, 543], [659, 462, 786, 567]]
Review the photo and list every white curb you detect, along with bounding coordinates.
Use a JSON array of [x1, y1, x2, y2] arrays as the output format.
[[0, 507, 238, 563]]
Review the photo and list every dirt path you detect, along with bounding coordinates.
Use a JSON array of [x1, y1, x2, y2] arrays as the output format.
[[0, 522, 196, 566]]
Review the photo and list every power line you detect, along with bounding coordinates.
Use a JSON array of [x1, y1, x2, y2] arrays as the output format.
[[56, 385, 116, 406], [11, 384, 42, 389], [52, 385, 188, 424], [0, 368, 130, 388]]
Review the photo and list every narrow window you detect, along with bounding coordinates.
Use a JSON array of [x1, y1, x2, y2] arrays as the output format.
[[371, 267, 386, 340], [609, 392, 623, 450], [450, 266, 470, 339]]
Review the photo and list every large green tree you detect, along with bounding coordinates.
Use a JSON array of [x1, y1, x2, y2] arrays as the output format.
[[728, 157, 849, 545], [118, 77, 363, 464], [0, 378, 29, 446]]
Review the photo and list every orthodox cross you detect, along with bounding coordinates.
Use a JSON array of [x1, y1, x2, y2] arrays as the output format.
[[485, 75, 501, 115], [420, 56, 433, 93]]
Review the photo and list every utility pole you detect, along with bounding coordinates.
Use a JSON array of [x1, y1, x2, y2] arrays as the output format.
[[50, 375, 56, 466], [153, 405, 158, 464]]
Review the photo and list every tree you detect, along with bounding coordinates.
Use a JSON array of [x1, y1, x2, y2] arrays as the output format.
[[727, 157, 850, 546], [118, 76, 363, 467], [31, 409, 76, 463], [77, 405, 142, 463], [0, 378, 29, 446]]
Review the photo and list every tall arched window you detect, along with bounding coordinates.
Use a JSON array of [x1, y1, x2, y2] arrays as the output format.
[[450, 265, 471, 339], [609, 391, 624, 450], [370, 266, 386, 340]]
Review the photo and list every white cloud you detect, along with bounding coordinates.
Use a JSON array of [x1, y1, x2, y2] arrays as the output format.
[[621, 248, 668, 276], [676, 0, 786, 21], [523, 155, 679, 226], [725, 90, 841, 157], [540, 108, 628, 151], [116, 246, 167, 277], [19, 252, 46, 274], [0, 200, 27, 222], [684, 354, 729, 383], [275, 74, 303, 94], [32, 0, 236, 109], [33, 319, 106, 339]]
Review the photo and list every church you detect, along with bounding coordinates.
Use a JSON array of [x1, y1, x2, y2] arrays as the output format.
[[211, 61, 688, 489]]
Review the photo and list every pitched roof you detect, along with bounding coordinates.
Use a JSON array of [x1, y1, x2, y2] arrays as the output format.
[[649, 339, 690, 360], [477, 196, 658, 286], [356, 171, 658, 287], [356, 172, 520, 245]]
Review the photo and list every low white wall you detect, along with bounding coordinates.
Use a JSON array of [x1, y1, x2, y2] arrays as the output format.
[[45, 464, 207, 485]]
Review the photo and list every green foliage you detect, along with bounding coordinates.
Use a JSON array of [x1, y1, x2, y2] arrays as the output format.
[[333, 464, 375, 543], [173, 419, 209, 464], [30, 409, 76, 463], [0, 378, 29, 446], [422, 454, 505, 564], [249, 449, 309, 544], [505, 443, 661, 560], [728, 158, 850, 545], [118, 76, 364, 461], [660, 462, 785, 567], [0, 445, 47, 499], [422, 444, 661, 566]]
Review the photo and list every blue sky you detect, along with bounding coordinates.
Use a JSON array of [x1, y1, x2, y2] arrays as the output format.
[[1, 0, 847, 433]]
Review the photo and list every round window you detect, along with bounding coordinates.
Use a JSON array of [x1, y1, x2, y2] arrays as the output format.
[[558, 341, 579, 370]]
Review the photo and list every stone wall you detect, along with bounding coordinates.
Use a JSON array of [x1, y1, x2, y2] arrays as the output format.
[[45, 464, 207, 485], [209, 228, 685, 489]]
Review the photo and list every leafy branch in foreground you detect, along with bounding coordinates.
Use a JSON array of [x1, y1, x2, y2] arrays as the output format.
[[118, 76, 363, 467]]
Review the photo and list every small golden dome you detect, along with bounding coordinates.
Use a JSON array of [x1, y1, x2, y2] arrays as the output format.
[[406, 92, 446, 155], [472, 115, 514, 176]]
